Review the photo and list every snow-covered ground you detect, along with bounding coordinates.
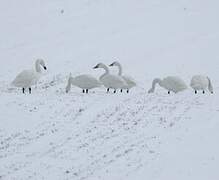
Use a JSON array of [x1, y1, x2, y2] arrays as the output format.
[[0, 0, 219, 179]]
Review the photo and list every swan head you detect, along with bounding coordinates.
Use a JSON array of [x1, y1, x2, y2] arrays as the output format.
[[36, 59, 47, 70], [109, 61, 120, 67], [93, 63, 106, 69]]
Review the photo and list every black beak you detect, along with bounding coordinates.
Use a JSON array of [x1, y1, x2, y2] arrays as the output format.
[[109, 63, 114, 67], [44, 66, 47, 70], [93, 65, 99, 69]]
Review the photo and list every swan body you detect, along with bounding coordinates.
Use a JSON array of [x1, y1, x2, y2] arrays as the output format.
[[66, 74, 102, 93], [109, 61, 136, 93], [148, 76, 187, 94], [190, 75, 213, 94], [93, 63, 127, 93], [12, 59, 47, 93]]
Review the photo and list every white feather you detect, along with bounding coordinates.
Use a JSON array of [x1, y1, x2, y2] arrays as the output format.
[[100, 74, 126, 89], [94, 63, 127, 89], [109, 61, 136, 90], [190, 75, 213, 93], [66, 74, 102, 93], [12, 69, 41, 88], [148, 76, 187, 93], [12, 59, 47, 89]]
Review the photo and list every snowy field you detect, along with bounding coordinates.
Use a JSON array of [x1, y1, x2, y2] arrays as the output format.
[[0, 0, 219, 179]]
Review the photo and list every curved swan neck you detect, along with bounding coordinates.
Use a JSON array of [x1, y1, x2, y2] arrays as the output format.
[[149, 78, 162, 93], [35, 60, 41, 73], [100, 64, 109, 79], [116, 63, 122, 76], [66, 76, 73, 92]]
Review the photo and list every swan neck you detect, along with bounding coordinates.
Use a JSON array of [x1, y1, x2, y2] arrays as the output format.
[[150, 78, 162, 92], [66, 77, 72, 92], [100, 64, 109, 79], [207, 77, 213, 92], [35, 60, 41, 73], [117, 63, 122, 76]]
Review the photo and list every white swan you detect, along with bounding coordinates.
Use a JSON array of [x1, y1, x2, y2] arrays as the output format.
[[12, 59, 47, 94], [66, 74, 102, 93], [93, 63, 127, 93], [148, 76, 187, 94], [109, 61, 136, 93], [190, 75, 213, 94]]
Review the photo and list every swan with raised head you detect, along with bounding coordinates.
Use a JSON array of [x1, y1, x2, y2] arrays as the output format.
[[66, 73, 102, 93], [109, 61, 136, 93], [93, 63, 127, 93], [148, 76, 187, 94], [190, 75, 213, 94], [12, 59, 47, 94]]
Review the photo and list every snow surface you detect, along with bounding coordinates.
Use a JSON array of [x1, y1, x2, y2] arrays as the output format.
[[0, 0, 219, 179]]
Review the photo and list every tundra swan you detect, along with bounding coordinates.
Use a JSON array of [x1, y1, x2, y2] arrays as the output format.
[[109, 61, 136, 93], [190, 75, 213, 94], [12, 59, 47, 94], [148, 76, 187, 94], [66, 74, 101, 93], [93, 63, 127, 93]]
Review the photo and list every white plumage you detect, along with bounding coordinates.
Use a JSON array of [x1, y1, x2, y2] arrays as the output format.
[[12, 70, 41, 88], [12, 59, 47, 93], [109, 61, 136, 93], [148, 76, 187, 94], [66, 74, 102, 93], [190, 75, 213, 94], [93, 63, 127, 93]]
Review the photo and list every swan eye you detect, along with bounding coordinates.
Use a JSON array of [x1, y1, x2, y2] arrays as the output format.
[[44, 66, 47, 70]]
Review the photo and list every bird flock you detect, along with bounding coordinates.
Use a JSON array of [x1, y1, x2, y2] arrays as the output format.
[[11, 59, 214, 95]]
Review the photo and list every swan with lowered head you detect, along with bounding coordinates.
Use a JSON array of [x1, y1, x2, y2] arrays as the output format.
[[148, 76, 187, 94], [109, 61, 136, 93], [190, 75, 213, 94], [12, 59, 47, 94], [66, 73, 102, 93], [93, 63, 127, 93]]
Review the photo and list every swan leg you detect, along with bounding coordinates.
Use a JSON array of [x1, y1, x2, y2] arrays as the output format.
[[114, 89, 116, 93], [86, 89, 88, 94], [107, 88, 110, 93], [168, 91, 170, 94], [195, 90, 197, 94], [22, 88, 25, 94], [127, 89, 129, 93], [203, 90, 205, 94], [82, 89, 85, 93], [120, 89, 123, 93], [29, 87, 31, 94]]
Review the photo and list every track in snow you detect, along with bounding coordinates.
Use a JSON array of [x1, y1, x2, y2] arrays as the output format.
[[1, 77, 215, 180]]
